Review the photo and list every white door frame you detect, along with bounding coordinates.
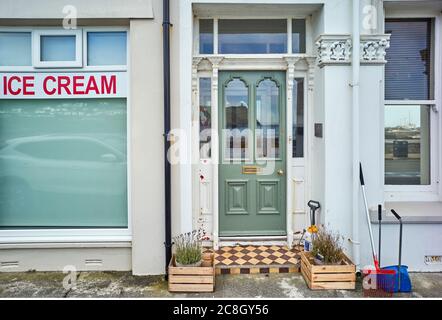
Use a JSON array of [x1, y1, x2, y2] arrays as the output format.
[[191, 55, 315, 249]]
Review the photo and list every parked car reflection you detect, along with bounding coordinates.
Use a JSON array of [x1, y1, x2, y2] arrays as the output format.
[[0, 135, 127, 227]]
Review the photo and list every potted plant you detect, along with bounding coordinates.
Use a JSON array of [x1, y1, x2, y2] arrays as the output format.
[[174, 231, 203, 267], [168, 230, 215, 292], [301, 226, 356, 290]]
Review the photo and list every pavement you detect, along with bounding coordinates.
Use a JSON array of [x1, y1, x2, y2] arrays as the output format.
[[0, 271, 441, 298]]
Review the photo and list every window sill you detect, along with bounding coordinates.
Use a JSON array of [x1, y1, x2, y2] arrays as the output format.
[[370, 201, 442, 224], [0, 240, 132, 249]]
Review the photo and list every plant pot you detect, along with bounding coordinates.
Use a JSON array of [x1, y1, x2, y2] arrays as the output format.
[[175, 260, 203, 268], [301, 251, 356, 290], [168, 252, 215, 293]]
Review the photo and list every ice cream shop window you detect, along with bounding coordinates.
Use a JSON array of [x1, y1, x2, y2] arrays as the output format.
[[0, 28, 129, 231]]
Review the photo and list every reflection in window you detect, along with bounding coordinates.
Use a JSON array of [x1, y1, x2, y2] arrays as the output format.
[[385, 19, 433, 100], [224, 79, 249, 160], [40, 35, 76, 61], [199, 78, 211, 159], [87, 32, 127, 66], [256, 79, 280, 159], [385, 105, 430, 185], [293, 78, 304, 157], [0, 99, 128, 228], [199, 19, 214, 54], [0, 32, 32, 66], [219, 19, 287, 54], [292, 19, 306, 54]]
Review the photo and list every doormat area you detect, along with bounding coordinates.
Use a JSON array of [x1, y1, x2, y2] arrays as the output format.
[[213, 245, 302, 275]]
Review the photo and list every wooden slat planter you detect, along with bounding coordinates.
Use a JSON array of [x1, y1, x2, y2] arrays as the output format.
[[300, 251, 356, 290], [168, 252, 215, 292]]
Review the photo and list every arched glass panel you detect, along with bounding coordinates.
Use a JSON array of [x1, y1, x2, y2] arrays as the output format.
[[224, 78, 249, 160], [256, 79, 280, 159]]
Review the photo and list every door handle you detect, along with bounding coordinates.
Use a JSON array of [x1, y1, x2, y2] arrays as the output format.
[[277, 169, 284, 176]]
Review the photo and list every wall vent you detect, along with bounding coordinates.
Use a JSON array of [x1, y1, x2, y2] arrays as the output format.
[[1, 261, 19, 268], [85, 259, 103, 266]]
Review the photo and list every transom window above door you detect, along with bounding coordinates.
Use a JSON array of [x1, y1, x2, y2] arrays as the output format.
[[198, 18, 306, 55]]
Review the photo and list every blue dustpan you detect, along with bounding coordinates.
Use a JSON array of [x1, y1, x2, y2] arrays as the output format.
[[377, 209, 413, 293], [381, 265, 412, 293]]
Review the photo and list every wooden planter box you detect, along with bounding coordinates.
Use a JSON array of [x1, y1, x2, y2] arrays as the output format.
[[168, 252, 215, 293], [301, 251, 356, 290]]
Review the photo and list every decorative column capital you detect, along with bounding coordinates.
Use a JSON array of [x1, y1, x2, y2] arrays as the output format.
[[192, 57, 204, 68], [207, 56, 224, 69], [316, 34, 352, 67], [360, 34, 391, 64]]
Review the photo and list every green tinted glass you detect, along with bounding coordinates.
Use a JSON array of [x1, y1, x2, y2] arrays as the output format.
[[0, 99, 128, 228]]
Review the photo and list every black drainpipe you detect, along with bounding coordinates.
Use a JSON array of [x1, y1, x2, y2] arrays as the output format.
[[163, 0, 172, 278]]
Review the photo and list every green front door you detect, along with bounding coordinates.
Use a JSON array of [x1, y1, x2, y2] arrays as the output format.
[[219, 71, 286, 236]]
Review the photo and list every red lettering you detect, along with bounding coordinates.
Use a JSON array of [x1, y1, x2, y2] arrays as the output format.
[[22, 76, 35, 95], [2, 76, 6, 95], [58, 76, 71, 95], [7, 76, 21, 96], [85, 76, 99, 95], [43, 76, 57, 95], [101, 75, 116, 94], [73, 76, 85, 95]]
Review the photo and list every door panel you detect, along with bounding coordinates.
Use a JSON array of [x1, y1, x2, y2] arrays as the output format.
[[225, 180, 249, 215], [219, 71, 286, 236], [257, 179, 280, 215]]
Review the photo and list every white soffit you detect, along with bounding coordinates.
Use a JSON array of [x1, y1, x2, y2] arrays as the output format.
[[193, 3, 323, 18], [0, 0, 154, 20]]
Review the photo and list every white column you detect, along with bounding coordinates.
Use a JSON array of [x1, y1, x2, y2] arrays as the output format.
[[208, 56, 223, 250]]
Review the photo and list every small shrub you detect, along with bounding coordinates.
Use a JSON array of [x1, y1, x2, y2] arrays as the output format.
[[311, 227, 344, 264], [173, 230, 202, 265]]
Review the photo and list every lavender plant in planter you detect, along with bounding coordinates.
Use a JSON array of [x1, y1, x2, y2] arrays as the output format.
[[173, 230, 203, 267]]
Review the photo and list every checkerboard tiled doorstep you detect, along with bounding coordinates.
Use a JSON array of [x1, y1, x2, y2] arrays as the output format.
[[213, 245, 302, 275]]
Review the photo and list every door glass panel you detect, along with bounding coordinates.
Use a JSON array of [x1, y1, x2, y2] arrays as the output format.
[[256, 79, 280, 159], [293, 78, 304, 157], [385, 105, 431, 185], [199, 77, 211, 159], [224, 79, 249, 160]]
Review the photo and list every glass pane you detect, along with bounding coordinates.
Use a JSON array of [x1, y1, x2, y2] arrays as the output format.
[[293, 78, 304, 157], [0, 99, 128, 228], [87, 32, 127, 66], [0, 32, 32, 66], [219, 19, 287, 54], [41, 35, 76, 61], [292, 19, 306, 54], [385, 19, 433, 100], [199, 19, 214, 54], [256, 79, 280, 158], [224, 79, 249, 160], [199, 77, 211, 158], [385, 105, 430, 185]]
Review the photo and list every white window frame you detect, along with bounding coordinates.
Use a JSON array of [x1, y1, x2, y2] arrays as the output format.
[[0, 26, 131, 244], [33, 29, 83, 68], [384, 14, 442, 202]]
